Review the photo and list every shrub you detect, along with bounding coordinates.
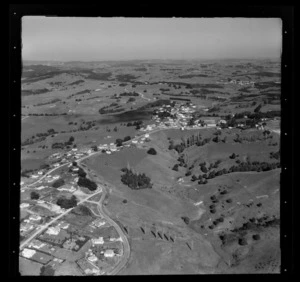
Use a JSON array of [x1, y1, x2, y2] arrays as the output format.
[[172, 164, 179, 171], [72, 205, 92, 216], [181, 216, 190, 225], [147, 148, 157, 155], [40, 265, 55, 276], [77, 176, 97, 191], [252, 234, 261, 240], [123, 136, 131, 142], [30, 191, 40, 200], [238, 238, 248, 246], [52, 178, 65, 188], [57, 195, 78, 209]]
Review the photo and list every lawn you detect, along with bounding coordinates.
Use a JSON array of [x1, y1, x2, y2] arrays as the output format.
[[19, 257, 43, 276]]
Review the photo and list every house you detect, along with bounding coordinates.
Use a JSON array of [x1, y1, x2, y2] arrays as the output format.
[[37, 171, 43, 175], [88, 255, 98, 262], [85, 268, 100, 275], [91, 237, 104, 245], [29, 240, 45, 249], [22, 248, 36, 258], [36, 186, 45, 190], [29, 214, 42, 221], [31, 175, 39, 179], [106, 151, 112, 155], [46, 226, 60, 235], [20, 223, 34, 232], [104, 249, 115, 258], [20, 203, 30, 209], [58, 222, 70, 229]]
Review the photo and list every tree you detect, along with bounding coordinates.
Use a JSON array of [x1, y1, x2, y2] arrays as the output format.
[[238, 238, 248, 246], [181, 216, 190, 225], [72, 205, 92, 216], [123, 136, 131, 142], [254, 104, 262, 113], [229, 153, 236, 159], [69, 136, 75, 143], [30, 191, 40, 200], [56, 195, 78, 209], [77, 176, 97, 191], [172, 164, 179, 171], [115, 138, 123, 147], [91, 145, 98, 152], [147, 148, 157, 155], [52, 178, 65, 188]]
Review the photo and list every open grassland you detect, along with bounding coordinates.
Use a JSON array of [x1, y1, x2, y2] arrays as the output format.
[[21, 59, 281, 274], [19, 257, 43, 276]]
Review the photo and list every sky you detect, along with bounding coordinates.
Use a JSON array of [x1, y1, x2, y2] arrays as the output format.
[[22, 17, 282, 61]]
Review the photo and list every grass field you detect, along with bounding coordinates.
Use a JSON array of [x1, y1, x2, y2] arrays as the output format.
[[19, 257, 43, 276]]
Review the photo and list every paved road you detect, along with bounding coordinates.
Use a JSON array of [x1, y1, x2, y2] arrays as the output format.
[[96, 191, 130, 275], [26, 150, 104, 188], [20, 190, 102, 250]]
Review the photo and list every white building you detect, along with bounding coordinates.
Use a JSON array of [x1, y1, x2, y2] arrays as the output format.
[[20, 203, 30, 209], [29, 240, 45, 249], [88, 255, 98, 262], [22, 248, 36, 258], [35, 186, 45, 190], [104, 249, 115, 258], [29, 214, 41, 221], [46, 226, 60, 235], [91, 237, 104, 245]]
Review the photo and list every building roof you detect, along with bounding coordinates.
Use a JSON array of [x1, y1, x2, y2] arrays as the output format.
[[22, 248, 36, 258]]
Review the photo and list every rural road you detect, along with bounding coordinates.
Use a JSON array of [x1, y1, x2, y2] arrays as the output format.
[[76, 161, 131, 275], [96, 191, 130, 275]]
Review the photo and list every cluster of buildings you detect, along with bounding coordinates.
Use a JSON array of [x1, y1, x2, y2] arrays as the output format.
[[218, 79, 255, 86]]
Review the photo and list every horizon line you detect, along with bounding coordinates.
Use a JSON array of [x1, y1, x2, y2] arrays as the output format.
[[23, 57, 281, 63]]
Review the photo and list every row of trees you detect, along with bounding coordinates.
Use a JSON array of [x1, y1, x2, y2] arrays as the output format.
[[52, 136, 75, 149], [28, 113, 67, 116], [120, 168, 152, 190], [119, 92, 139, 96], [169, 135, 212, 154], [126, 120, 143, 129], [193, 160, 280, 185]]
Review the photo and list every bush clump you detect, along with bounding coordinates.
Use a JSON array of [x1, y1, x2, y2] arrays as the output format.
[[52, 178, 65, 188], [147, 148, 157, 155]]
